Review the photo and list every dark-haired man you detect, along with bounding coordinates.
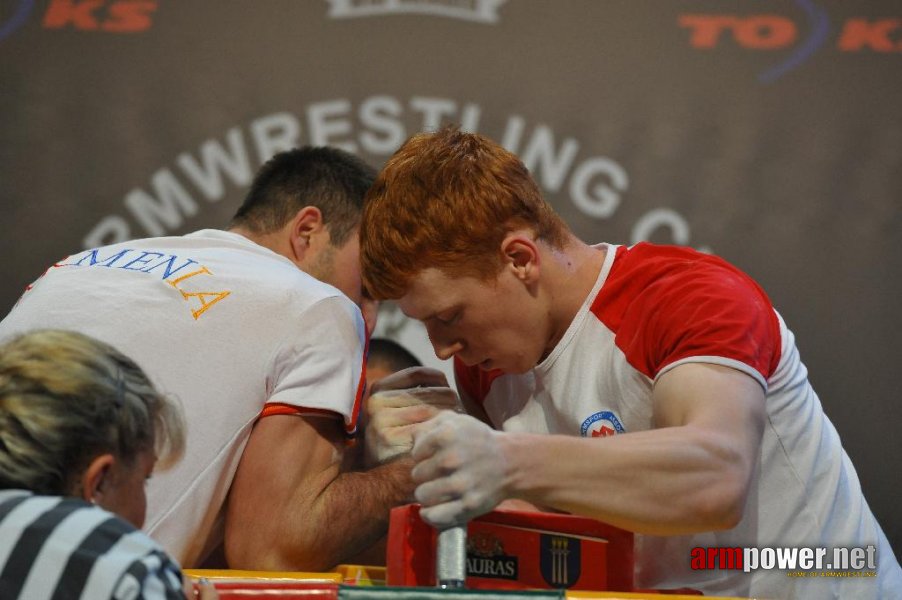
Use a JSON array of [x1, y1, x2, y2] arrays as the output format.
[[0, 147, 435, 571]]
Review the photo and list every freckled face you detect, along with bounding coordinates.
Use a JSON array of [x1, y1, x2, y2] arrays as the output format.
[[397, 268, 550, 374]]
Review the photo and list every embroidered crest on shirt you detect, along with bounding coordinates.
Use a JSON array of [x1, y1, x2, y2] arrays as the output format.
[[580, 411, 625, 437]]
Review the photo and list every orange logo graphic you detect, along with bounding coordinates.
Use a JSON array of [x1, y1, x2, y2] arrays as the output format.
[[679, 14, 901, 53], [42, 0, 157, 33]]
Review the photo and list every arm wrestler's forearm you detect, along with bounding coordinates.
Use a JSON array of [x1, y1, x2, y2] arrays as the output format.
[[225, 413, 416, 572], [502, 428, 751, 535], [501, 365, 765, 535], [302, 456, 415, 569], [228, 456, 414, 571]]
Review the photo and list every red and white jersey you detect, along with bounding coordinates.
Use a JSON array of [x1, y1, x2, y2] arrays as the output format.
[[456, 243, 900, 598]]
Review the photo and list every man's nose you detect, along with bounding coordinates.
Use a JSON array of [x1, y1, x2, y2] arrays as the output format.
[[428, 327, 464, 361]]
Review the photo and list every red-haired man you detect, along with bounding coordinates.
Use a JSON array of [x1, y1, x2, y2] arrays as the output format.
[[359, 126, 901, 598]]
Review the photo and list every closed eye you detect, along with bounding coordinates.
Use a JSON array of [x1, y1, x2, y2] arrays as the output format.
[[435, 311, 460, 325]]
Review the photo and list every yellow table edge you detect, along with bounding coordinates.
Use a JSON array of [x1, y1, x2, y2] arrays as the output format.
[[183, 568, 343, 583], [184, 568, 751, 598]]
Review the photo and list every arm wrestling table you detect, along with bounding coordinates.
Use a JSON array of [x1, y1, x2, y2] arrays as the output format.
[[185, 504, 749, 599]]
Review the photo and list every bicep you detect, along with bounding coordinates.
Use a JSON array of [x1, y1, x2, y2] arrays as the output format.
[[653, 362, 766, 461], [225, 414, 346, 564]]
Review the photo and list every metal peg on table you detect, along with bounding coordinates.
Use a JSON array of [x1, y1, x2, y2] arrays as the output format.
[[435, 524, 467, 589]]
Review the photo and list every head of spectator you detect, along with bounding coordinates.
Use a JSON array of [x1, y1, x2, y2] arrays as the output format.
[[366, 337, 422, 395], [230, 146, 377, 306], [0, 329, 185, 527]]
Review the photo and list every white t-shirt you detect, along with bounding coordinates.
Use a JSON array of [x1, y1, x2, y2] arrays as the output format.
[[455, 242, 901, 599], [0, 229, 366, 567]]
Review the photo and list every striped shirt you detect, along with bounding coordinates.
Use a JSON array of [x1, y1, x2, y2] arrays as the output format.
[[0, 490, 184, 599]]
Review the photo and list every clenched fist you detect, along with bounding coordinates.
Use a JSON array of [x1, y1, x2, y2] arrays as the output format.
[[365, 367, 462, 465], [411, 411, 509, 528]]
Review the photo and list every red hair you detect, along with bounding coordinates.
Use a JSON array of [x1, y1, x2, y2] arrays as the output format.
[[361, 126, 569, 299]]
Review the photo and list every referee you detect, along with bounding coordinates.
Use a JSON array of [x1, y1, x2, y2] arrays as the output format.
[[0, 330, 214, 599]]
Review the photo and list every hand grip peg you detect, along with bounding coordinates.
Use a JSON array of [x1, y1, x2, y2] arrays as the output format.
[[436, 524, 467, 589]]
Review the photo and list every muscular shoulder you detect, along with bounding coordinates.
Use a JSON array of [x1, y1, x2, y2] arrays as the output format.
[[592, 243, 781, 382]]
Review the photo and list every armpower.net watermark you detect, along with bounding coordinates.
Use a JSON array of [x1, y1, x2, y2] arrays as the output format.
[[691, 545, 879, 577]]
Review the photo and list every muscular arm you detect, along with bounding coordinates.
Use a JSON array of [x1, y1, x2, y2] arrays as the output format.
[[414, 362, 765, 534], [225, 413, 414, 571], [502, 363, 765, 534]]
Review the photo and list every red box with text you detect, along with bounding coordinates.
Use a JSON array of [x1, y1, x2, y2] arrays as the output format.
[[385, 504, 633, 591]]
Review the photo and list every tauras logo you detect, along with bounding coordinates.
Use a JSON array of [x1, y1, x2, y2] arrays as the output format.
[[327, 0, 506, 24], [466, 532, 518, 580], [540, 534, 581, 588]]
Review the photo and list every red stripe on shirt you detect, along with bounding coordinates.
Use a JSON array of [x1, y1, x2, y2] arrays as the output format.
[[259, 330, 368, 435], [258, 404, 342, 420], [346, 332, 370, 435]]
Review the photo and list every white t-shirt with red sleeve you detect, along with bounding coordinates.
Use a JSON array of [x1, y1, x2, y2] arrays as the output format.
[[0, 229, 366, 568], [455, 242, 900, 599]]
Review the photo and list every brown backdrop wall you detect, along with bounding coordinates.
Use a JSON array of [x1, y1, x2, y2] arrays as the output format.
[[1, 0, 899, 560]]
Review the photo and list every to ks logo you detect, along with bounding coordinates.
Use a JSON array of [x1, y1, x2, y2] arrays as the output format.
[[42, 0, 157, 32]]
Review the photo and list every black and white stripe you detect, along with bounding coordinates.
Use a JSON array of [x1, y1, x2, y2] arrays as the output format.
[[0, 490, 184, 599]]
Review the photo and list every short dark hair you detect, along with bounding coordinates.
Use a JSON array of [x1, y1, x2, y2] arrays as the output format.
[[367, 338, 422, 373], [231, 147, 377, 246]]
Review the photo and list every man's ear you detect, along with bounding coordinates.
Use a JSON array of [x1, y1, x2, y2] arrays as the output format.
[[287, 206, 326, 262], [79, 453, 115, 504], [500, 234, 540, 283]]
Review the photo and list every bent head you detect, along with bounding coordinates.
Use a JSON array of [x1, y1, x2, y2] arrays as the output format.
[[231, 146, 377, 304], [360, 126, 571, 372], [0, 330, 185, 527]]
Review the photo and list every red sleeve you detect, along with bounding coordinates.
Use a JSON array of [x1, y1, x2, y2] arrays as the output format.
[[592, 244, 782, 384]]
